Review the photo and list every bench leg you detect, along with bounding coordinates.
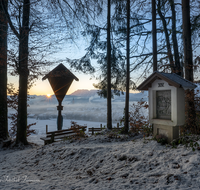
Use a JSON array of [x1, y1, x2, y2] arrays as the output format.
[[51, 132, 55, 143]]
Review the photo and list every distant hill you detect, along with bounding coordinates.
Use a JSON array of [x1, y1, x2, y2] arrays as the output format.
[[70, 89, 148, 101], [70, 89, 98, 97]]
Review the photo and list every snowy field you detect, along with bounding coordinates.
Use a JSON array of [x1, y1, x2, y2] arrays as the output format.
[[8, 93, 148, 145], [1, 135, 200, 189]]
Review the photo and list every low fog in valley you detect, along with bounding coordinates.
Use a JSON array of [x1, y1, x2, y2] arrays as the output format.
[[9, 90, 148, 123]]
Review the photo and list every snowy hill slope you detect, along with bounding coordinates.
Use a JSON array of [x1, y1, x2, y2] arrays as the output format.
[[1, 135, 200, 190]]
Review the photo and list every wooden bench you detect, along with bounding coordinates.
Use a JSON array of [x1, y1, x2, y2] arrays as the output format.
[[88, 123, 122, 135], [88, 127, 104, 135], [40, 126, 87, 145]]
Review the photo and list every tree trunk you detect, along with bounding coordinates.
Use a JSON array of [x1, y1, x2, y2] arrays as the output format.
[[0, 0, 8, 140], [107, 0, 112, 130], [157, 0, 175, 72], [124, 0, 130, 133], [182, 0, 196, 132], [16, 0, 30, 144], [152, 0, 157, 71], [182, 0, 193, 81], [169, 0, 182, 76]]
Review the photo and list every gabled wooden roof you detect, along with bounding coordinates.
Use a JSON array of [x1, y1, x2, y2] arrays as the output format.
[[137, 71, 197, 90], [42, 63, 79, 81]]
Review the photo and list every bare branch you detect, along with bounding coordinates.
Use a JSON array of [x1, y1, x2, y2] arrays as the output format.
[[1, 0, 19, 39]]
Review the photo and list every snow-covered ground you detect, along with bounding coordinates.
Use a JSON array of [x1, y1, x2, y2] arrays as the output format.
[[4, 91, 200, 189], [1, 134, 200, 189]]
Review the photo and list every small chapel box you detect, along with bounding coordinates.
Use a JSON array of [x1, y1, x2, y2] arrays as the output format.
[[137, 71, 197, 142]]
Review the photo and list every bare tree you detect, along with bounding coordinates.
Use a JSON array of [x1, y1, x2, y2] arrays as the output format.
[[2, 0, 55, 144], [169, 0, 182, 76], [152, 0, 157, 71], [0, 0, 8, 140], [2, 0, 31, 144], [157, 0, 175, 72]]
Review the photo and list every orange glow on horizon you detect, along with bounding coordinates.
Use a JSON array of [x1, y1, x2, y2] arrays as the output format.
[[46, 94, 52, 98]]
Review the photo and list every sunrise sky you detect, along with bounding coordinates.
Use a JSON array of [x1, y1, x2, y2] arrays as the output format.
[[6, 22, 144, 96], [7, 42, 100, 96], [5, 7, 147, 96], [29, 72, 97, 95], [8, 63, 98, 96]]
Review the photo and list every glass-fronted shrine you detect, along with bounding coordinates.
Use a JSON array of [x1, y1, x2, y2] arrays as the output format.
[[156, 90, 171, 120]]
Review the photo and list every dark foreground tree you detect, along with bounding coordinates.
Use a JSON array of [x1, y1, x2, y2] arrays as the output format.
[[182, 0, 196, 132], [16, 0, 30, 144], [107, 0, 112, 130], [2, 0, 30, 144], [0, 0, 8, 140], [124, 0, 130, 133], [152, 0, 157, 71]]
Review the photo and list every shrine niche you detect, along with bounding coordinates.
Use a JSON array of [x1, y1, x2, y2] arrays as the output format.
[[137, 71, 197, 142], [156, 90, 171, 120]]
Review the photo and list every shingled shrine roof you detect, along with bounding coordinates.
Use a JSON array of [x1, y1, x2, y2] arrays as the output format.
[[137, 71, 197, 90], [42, 63, 79, 103], [42, 63, 79, 81]]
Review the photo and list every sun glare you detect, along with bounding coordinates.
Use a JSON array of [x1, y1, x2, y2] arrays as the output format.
[[46, 94, 51, 98]]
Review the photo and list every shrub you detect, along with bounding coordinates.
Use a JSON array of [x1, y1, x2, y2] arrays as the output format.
[[7, 84, 36, 140], [154, 134, 168, 145], [70, 121, 87, 138], [120, 99, 152, 137], [170, 135, 200, 151]]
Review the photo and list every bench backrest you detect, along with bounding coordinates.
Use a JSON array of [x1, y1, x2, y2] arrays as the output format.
[[46, 126, 87, 136]]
